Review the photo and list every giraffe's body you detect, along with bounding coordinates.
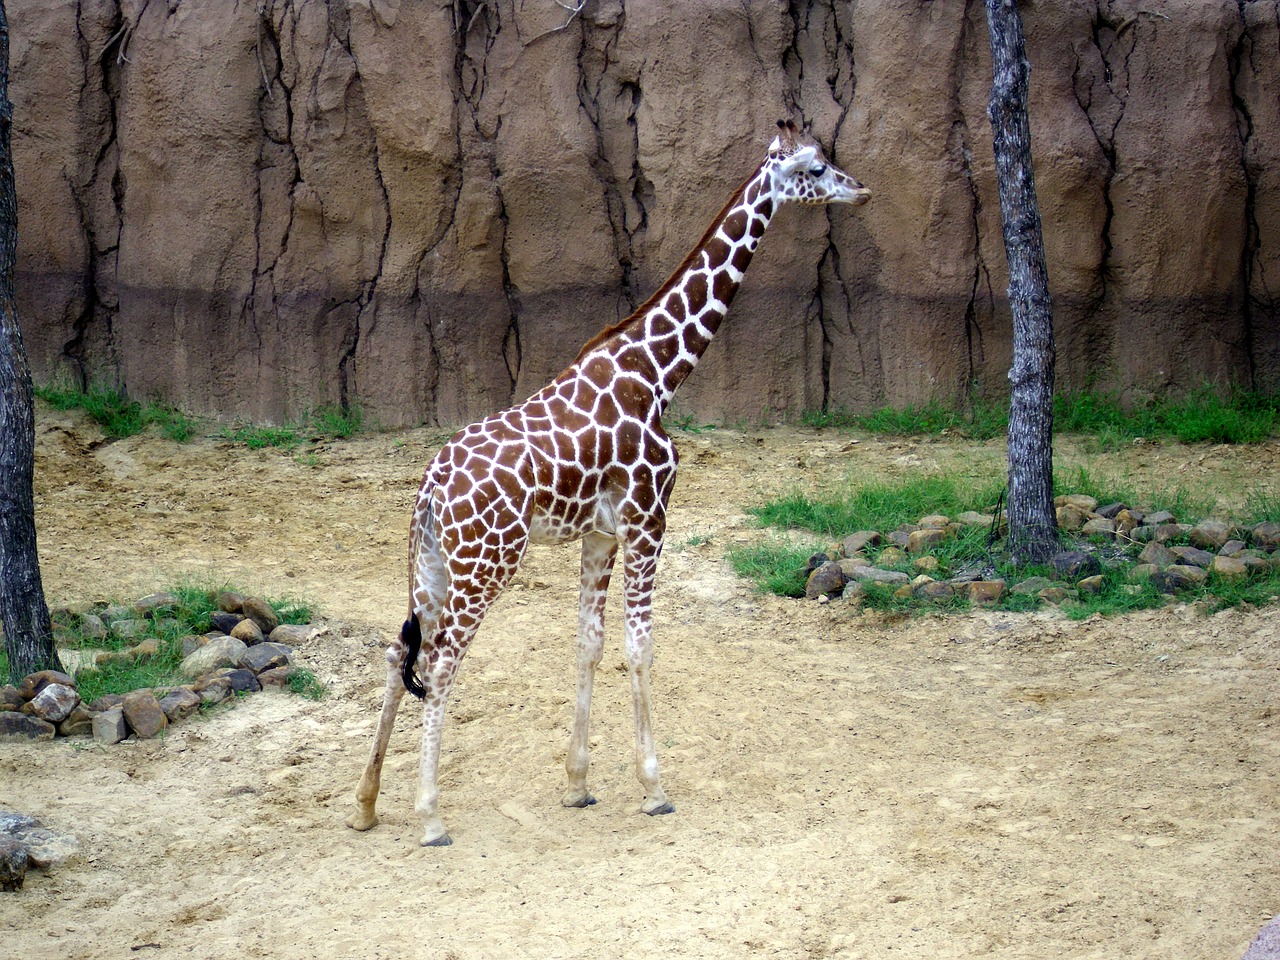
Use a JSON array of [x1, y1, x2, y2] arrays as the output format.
[[348, 121, 870, 845]]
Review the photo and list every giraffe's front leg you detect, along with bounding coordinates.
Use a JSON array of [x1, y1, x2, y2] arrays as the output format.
[[620, 536, 674, 817], [563, 533, 617, 809]]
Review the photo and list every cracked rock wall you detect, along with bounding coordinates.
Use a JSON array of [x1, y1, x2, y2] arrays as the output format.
[[10, 0, 1279, 428]]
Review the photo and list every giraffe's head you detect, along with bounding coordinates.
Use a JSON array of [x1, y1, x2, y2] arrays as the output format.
[[767, 119, 870, 207]]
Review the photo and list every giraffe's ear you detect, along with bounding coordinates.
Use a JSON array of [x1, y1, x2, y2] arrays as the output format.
[[778, 144, 819, 175]]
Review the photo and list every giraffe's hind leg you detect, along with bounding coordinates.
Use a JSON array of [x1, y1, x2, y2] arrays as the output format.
[[349, 493, 448, 833], [346, 652, 409, 832], [562, 532, 617, 808]]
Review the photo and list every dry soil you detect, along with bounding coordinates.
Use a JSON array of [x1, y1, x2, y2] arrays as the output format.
[[3, 409, 1278, 959]]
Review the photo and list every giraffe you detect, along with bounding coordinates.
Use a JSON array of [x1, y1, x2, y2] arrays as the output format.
[[347, 119, 870, 846]]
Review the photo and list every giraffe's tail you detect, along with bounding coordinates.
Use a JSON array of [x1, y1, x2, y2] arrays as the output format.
[[401, 615, 427, 700]]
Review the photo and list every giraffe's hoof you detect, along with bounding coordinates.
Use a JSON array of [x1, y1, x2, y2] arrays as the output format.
[[420, 831, 453, 847], [642, 800, 676, 816], [561, 792, 598, 809], [346, 809, 380, 832]]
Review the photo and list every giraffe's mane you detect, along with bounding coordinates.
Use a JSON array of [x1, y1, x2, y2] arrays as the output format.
[[570, 160, 767, 366]]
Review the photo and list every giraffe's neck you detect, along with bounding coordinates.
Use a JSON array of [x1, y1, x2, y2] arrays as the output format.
[[575, 161, 778, 414]]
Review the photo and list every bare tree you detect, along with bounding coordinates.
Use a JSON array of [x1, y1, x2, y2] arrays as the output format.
[[0, 1, 62, 682], [985, 0, 1058, 564]]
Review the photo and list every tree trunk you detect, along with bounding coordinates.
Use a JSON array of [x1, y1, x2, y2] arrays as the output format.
[[0, 0, 61, 682], [984, 0, 1058, 564]]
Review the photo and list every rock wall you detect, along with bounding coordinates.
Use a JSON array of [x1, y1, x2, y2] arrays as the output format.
[[9, 0, 1279, 428]]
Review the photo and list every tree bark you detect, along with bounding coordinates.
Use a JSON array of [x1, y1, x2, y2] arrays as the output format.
[[984, 0, 1058, 564], [0, 0, 61, 682]]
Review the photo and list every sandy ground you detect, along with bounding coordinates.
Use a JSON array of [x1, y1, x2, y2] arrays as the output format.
[[3, 408, 1278, 959]]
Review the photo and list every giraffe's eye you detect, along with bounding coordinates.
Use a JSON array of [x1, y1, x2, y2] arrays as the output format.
[[810, 165, 827, 177]]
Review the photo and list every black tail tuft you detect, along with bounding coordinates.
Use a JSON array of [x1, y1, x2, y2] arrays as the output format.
[[400, 616, 427, 700]]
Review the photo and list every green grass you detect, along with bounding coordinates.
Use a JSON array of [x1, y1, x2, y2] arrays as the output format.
[[727, 542, 816, 598], [37, 382, 365, 450], [218, 404, 365, 450], [47, 581, 313, 703], [37, 384, 200, 442], [731, 469, 1280, 617], [803, 396, 1007, 440], [804, 387, 1279, 446], [750, 474, 1005, 538]]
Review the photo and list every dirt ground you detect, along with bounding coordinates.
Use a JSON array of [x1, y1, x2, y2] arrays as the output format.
[[4, 408, 1278, 959]]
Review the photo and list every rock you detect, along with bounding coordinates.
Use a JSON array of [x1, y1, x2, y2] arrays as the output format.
[[257, 666, 298, 687], [806, 552, 832, 571], [955, 511, 995, 528], [0, 835, 28, 891], [1210, 555, 1248, 580], [805, 561, 847, 600], [240, 597, 280, 635], [913, 580, 954, 601], [1114, 509, 1142, 535], [92, 705, 128, 744], [886, 531, 911, 549], [121, 690, 168, 739], [1242, 915, 1280, 960], [1037, 586, 1074, 604], [2, 820, 80, 871], [877, 547, 907, 567], [1218, 539, 1248, 557], [961, 580, 1006, 605], [1055, 494, 1098, 513], [911, 555, 940, 574], [87, 694, 124, 712], [1095, 502, 1127, 520], [94, 636, 161, 666], [1151, 564, 1210, 593], [1077, 575, 1105, 595], [180, 634, 210, 657], [210, 611, 244, 635], [1, 685, 24, 711], [1253, 522, 1280, 551], [1080, 517, 1116, 538], [239, 642, 294, 674], [230, 618, 265, 645], [918, 514, 950, 529], [0, 713, 56, 741], [906, 528, 947, 554], [1139, 542, 1177, 569], [57, 704, 96, 737], [1145, 510, 1177, 526], [193, 676, 234, 705], [840, 531, 881, 556], [836, 557, 873, 578], [77, 613, 108, 640], [109, 618, 146, 639], [180, 636, 249, 678], [133, 592, 179, 616], [1170, 545, 1214, 569], [158, 688, 203, 722], [217, 591, 246, 613], [1130, 563, 1159, 581], [1050, 550, 1101, 580], [27, 683, 79, 724], [852, 568, 911, 586], [1011, 576, 1054, 595], [1187, 519, 1233, 550], [268, 623, 313, 645], [17, 670, 75, 701], [222, 669, 262, 694], [1055, 504, 1089, 532]]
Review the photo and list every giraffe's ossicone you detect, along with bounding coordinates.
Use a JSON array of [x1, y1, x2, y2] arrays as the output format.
[[348, 120, 870, 846]]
